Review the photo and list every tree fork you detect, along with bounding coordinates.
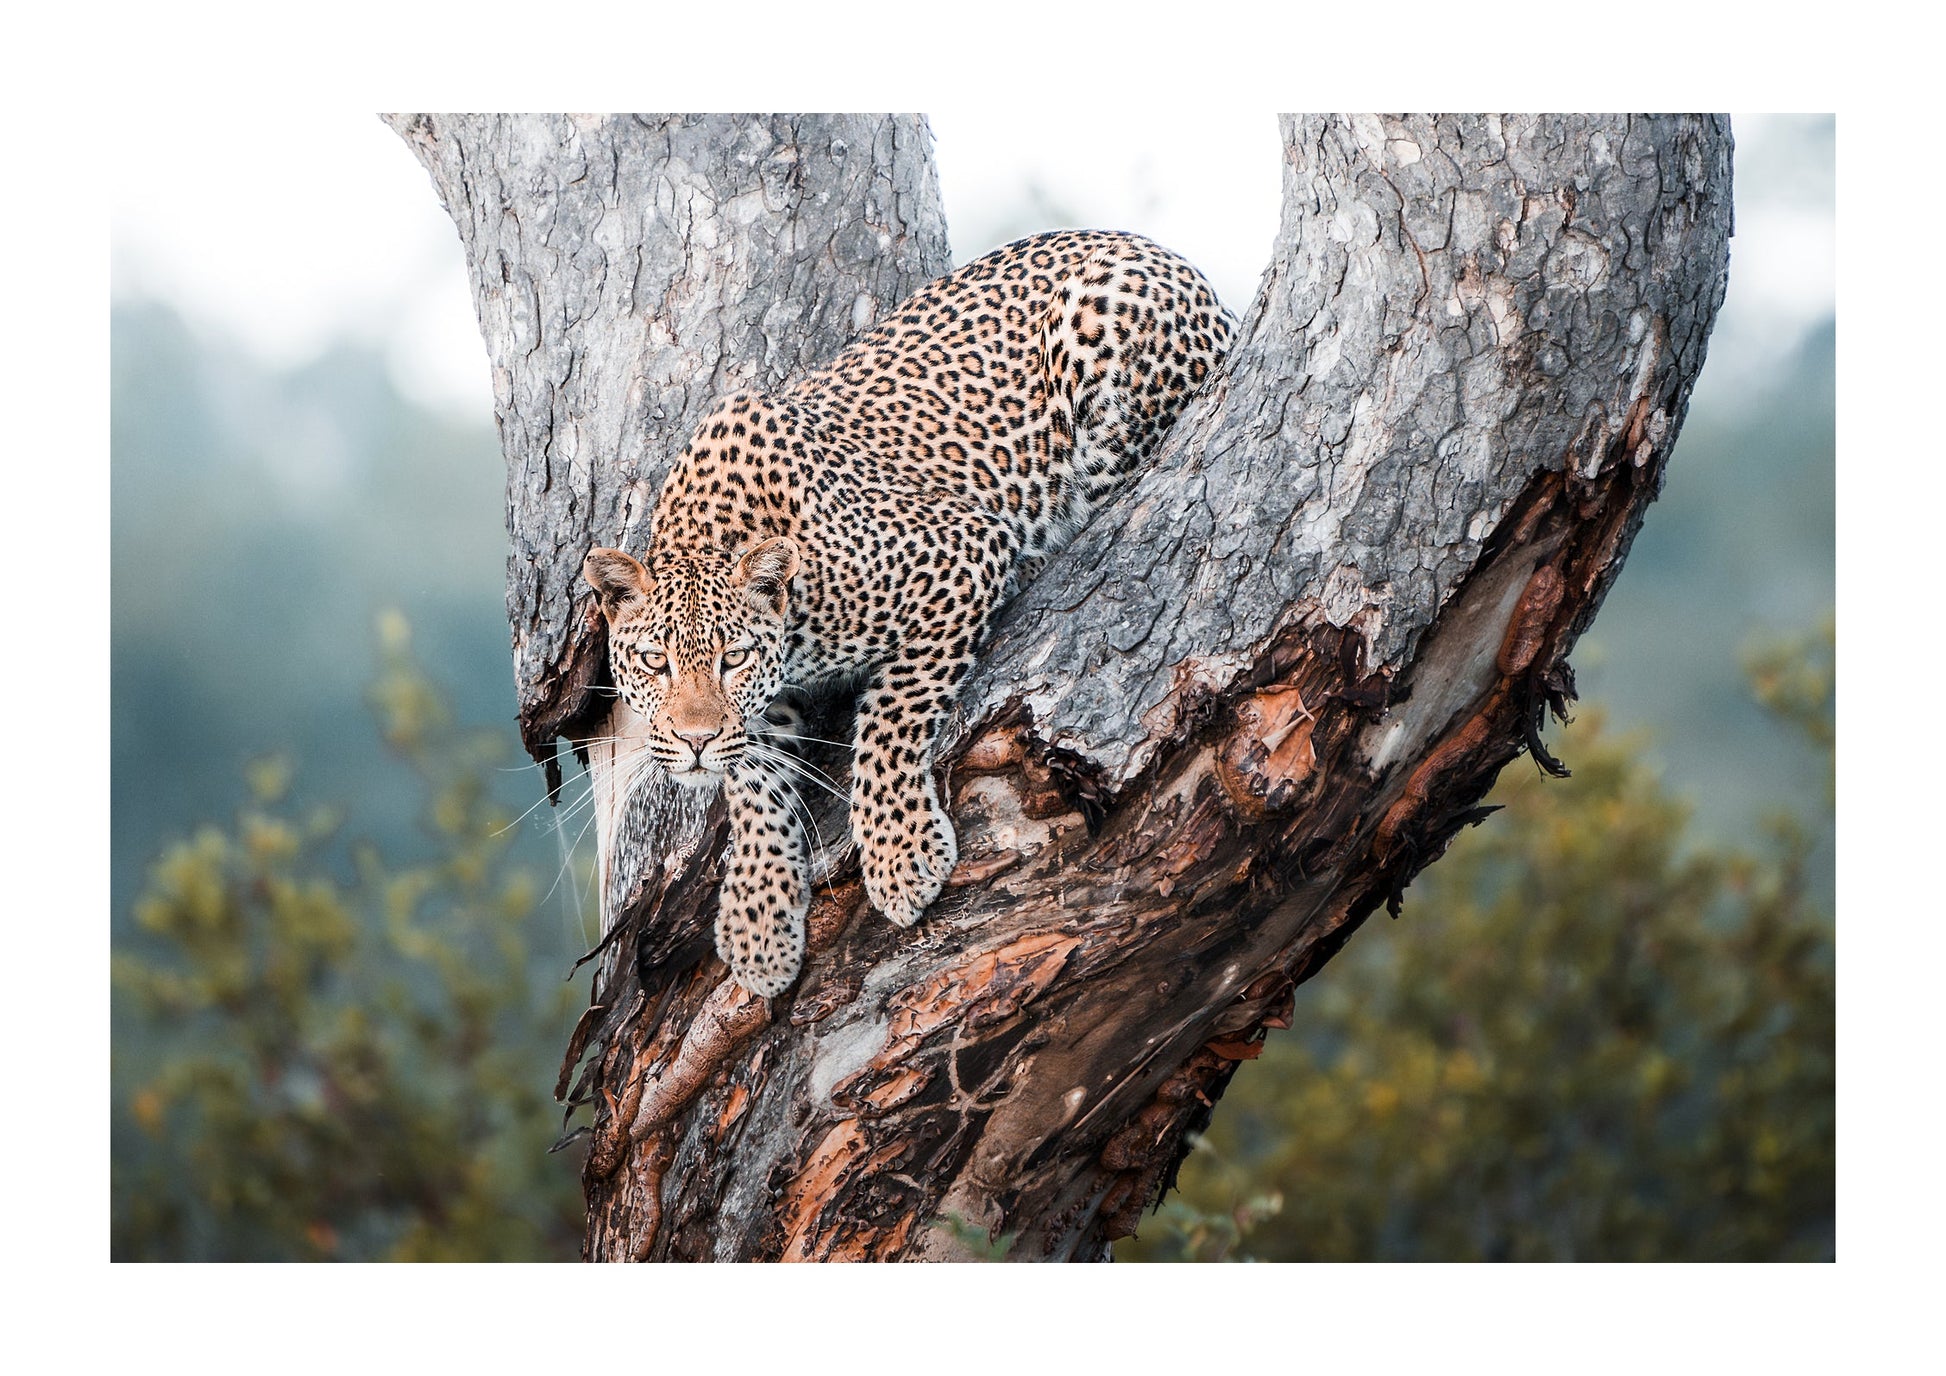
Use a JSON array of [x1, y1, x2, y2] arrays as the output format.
[[391, 113, 1732, 1261]]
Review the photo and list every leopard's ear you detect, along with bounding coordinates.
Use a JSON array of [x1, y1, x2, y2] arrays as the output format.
[[583, 547, 654, 622], [732, 536, 800, 615]]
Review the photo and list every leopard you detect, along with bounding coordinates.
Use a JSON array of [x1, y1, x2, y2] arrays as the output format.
[[584, 229, 1232, 997]]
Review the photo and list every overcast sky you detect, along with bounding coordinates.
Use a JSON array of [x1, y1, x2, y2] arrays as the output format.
[[111, 113, 1831, 424]]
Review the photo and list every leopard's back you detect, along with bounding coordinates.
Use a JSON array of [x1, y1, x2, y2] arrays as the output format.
[[786, 229, 1232, 561]]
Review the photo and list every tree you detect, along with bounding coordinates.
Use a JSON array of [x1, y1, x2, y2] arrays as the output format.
[[389, 113, 1733, 1261]]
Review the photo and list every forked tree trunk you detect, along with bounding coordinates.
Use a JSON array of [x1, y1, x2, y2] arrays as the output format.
[[391, 112, 1732, 1261]]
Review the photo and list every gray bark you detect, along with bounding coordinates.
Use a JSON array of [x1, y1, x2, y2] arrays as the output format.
[[392, 113, 1732, 1262]]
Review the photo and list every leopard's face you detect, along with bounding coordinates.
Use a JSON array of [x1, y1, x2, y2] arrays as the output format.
[[584, 539, 800, 786]]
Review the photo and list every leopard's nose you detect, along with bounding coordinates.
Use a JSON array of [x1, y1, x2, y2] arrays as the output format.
[[674, 725, 722, 750]]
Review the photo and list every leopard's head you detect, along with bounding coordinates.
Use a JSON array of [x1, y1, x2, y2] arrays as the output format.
[[582, 537, 800, 786]]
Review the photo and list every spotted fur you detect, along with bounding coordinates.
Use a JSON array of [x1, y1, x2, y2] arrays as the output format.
[[586, 230, 1232, 996]]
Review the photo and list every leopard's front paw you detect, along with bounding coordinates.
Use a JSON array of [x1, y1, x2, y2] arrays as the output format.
[[862, 803, 958, 929], [727, 957, 797, 999], [716, 890, 806, 998]]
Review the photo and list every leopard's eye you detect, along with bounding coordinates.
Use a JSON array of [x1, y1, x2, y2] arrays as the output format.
[[641, 647, 668, 674], [721, 646, 752, 670]]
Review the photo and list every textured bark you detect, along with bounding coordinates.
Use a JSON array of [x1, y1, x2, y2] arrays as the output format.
[[394, 113, 1732, 1262]]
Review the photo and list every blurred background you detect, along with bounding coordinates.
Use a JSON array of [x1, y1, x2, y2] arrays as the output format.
[[111, 114, 1833, 1261]]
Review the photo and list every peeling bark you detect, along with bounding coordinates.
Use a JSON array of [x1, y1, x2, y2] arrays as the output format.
[[393, 113, 1732, 1262]]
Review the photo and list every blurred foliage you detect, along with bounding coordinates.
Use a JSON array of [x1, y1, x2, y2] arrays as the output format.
[[110, 299, 532, 924], [932, 1211, 1022, 1261], [1571, 315, 1833, 873], [111, 616, 588, 1261], [1125, 623, 1834, 1262], [1143, 1134, 1286, 1264], [1745, 614, 1836, 797]]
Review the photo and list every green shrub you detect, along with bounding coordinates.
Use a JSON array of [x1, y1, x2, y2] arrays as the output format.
[[112, 615, 588, 1261]]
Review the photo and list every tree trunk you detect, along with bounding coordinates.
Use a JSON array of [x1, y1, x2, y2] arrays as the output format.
[[392, 113, 1732, 1262]]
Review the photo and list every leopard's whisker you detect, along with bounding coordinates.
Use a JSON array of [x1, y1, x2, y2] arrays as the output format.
[[744, 739, 845, 793], [770, 770, 827, 867], [758, 727, 857, 753], [745, 741, 849, 804], [739, 746, 839, 874], [539, 787, 614, 912], [549, 798, 596, 945], [492, 732, 651, 768], [495, 772, 593, 837], [552, 747, 658, 834], [525, 743, 659, 841], [541, 746, 658, 913]]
